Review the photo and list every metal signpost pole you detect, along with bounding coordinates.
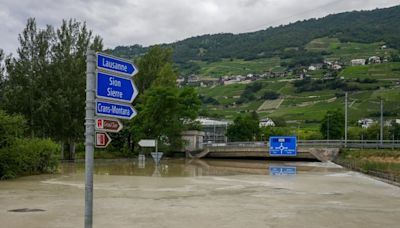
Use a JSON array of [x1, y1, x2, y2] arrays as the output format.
[[85, 50, 95, 228]]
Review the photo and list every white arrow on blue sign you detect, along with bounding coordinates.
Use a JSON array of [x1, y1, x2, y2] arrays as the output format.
[[96, 72, 138, 103], [95, 99, 137, 120], [96, 53, 138, 77]]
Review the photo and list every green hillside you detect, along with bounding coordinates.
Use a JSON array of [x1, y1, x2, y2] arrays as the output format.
[[109, 5, 400, 75], [106, 5, 400, 130], [196, 60, 400, 129]]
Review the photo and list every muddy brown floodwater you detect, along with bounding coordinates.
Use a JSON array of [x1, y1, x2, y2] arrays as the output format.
[[0, 158, 400, 228]]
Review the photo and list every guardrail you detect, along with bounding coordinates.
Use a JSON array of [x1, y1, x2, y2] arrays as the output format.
[[204, 140, 400, 149]]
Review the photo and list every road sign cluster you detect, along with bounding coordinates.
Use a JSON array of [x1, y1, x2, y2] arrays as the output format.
[[95, 53, 139, 148]]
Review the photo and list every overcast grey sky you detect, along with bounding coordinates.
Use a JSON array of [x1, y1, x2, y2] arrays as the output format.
[[1, 0, 399, 54]]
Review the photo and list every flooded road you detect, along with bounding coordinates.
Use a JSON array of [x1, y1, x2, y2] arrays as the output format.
[[0, 158, 399, 228]]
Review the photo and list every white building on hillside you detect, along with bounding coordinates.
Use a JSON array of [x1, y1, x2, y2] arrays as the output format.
[[368, 56, 381, 64], [259, 118, 275, 127], [358, 118, 374, 128], [351, 59, 366, 66]]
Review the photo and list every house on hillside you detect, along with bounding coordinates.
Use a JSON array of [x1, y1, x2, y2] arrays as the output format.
[[259, 118, 275, 128], [351, 59, 366, 66], [358, 118, 374, 128], [308, 63, 323, 71], [368, 56, 381, 64]]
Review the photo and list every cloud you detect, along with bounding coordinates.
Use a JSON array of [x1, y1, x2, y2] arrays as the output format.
[[0, 0, 398, 54]]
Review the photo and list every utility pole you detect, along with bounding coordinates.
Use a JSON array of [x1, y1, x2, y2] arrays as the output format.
[[345, 92, 348, 148], [84, 50, 95, 228], [380, 99, 384, 145], [327, 114, 330, 144]]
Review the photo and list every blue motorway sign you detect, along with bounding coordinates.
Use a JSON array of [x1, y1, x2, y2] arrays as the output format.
[[269, 136, 297, 156], [97, 53, 138, 77], [95, 100, 137, 120], [96, 72, 138, 103], [269, 166, 297, 176]]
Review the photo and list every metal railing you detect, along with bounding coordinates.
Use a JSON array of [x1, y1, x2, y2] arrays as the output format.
[[204, 140, 400, 149]]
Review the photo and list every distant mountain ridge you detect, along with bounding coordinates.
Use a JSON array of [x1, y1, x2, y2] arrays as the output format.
[[109, 5, 400, 68]]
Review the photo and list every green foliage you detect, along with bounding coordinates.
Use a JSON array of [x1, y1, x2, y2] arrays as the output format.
[[0, 138, 60, 179], [337, 149, 400, 180], [227, 114, 260, 141], [293, 77, 358, 93], [135, 46, 177, 93], [237, 82, 263, 104], [0, 110, 26, 148], [127, 46, 201, 151], [261, 127, 292, 139], [320, 109, 345, 139], [272, 117, 286, 127], [131, 86, 201, 151], [199, 95, 219, 105], [2, 18, 102, 147], [389, 121, 400, 140], [261, 91, 280, 100]]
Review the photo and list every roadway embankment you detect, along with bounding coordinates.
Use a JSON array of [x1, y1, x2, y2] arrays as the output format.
[[334, 149, 400, 186]]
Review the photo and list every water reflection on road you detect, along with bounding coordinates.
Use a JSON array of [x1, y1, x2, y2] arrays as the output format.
[[59, 158, 343, 177], [1, 158, 399, 228]]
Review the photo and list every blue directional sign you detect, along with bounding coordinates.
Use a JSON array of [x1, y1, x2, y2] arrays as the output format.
[[96, 72, 138, 103], [269, 166, 297, 176], [97, 53, 138, 77], [95, 100, 137, 120], [269, 136, 297, 156]]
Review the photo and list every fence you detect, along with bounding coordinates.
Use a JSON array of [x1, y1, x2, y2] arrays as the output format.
[[204, 140, 400, 149]]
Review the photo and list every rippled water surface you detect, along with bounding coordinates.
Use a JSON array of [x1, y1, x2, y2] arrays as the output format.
[[1, 158, 399, 228]]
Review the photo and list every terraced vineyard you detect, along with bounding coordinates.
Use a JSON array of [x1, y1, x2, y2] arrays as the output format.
[[196, 39, 400, 130]]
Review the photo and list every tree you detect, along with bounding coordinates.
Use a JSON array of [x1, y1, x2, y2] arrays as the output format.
[[389, 121, 400, 140], [49, 19, 103, 157], [0, 49, 6, 106], [2, 18, 103, 159], [262, 91, 280, 100], [227, 114, 260, 141], [134, 46, 176, 93], [128, 46, 201, 152], [131, 86, 200, 151], [320, 109, 345, 139]]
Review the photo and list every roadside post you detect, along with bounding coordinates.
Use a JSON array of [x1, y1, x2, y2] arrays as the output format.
[[138, 139, 163, 165], [85, 51, 138, 228]]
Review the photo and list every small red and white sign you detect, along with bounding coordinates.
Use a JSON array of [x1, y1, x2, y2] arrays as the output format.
[[95, 132, 111, 148], [95, 118, 123, 133]]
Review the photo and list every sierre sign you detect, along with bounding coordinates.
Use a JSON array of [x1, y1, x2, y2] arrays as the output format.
[[96, 72, 138, 103]]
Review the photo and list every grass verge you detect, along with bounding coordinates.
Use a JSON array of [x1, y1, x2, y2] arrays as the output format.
[[335, 149, 400, 185]]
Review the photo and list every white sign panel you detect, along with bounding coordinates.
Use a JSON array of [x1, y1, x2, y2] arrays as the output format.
[[138, 139, 156, 147]]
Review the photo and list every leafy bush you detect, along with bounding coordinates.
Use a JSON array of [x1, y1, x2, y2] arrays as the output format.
[[0, 138, 60, 179], [0, 110, 25, 148]]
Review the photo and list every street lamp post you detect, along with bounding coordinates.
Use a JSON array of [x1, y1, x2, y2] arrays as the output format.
[[327, 114, 331, 144]]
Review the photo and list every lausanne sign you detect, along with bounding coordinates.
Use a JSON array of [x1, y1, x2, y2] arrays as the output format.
[[97, 53, 138, 77]]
